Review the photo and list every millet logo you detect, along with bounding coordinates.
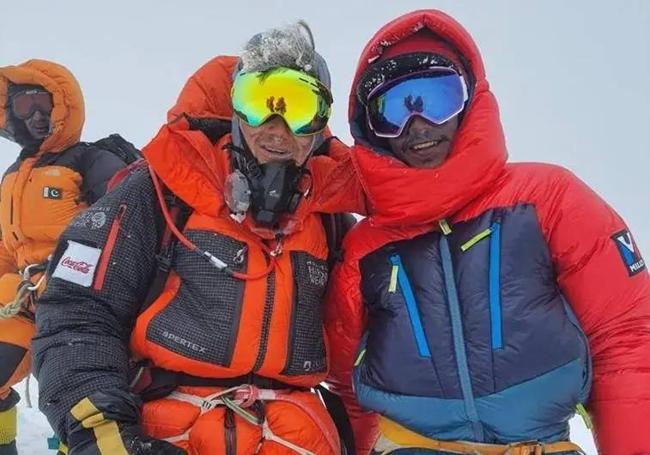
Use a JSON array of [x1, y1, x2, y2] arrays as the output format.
[[612, 229, 646, 276]]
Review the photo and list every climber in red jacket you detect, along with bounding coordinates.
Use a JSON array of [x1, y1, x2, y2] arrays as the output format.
[[325, 9, 650, 455]]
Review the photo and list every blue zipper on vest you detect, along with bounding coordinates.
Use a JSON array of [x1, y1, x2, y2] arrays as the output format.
[[439, 235, 484, 441], [390, 255, 431, 358], [489, 221, 503, 350]]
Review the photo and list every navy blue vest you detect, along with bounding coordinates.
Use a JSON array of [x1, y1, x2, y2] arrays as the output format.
[[353, 204, 592, 443]]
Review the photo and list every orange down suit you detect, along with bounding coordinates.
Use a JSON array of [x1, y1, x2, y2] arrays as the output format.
[[32, 56, 366, 454], [0, 60, 125, 403]]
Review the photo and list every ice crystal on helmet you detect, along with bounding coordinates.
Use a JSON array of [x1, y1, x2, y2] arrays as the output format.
[[240, 21, 318, 78]]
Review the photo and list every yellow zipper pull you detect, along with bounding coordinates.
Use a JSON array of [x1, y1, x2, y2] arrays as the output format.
[[461, 227, 493, 252], [439, 219, 452, 235], [354, 349, 367, 367], [388, 264, 399, 293], [576, 403, 593, 430]]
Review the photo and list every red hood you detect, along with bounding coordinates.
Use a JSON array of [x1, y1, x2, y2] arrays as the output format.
[[349, 9, 508, 226], [143, 56, 365, 237]]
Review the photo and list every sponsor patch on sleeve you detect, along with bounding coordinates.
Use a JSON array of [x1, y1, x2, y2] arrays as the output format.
[[52, 241, 102, 287], [612, 229, 646, 276]]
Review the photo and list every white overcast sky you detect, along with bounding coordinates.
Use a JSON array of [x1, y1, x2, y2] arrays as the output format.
[[3, 1, 650, 452]]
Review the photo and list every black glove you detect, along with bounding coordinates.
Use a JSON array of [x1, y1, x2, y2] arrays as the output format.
[[66, 390, 186, 455]]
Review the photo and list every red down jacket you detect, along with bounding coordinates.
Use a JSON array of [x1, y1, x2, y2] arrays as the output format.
[[325, 9, 650, 455]]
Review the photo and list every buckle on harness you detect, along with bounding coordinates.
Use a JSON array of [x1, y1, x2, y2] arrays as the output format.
[[0, 260, 49, 321], [506, 441, 544, 455], [154, 251, 173, 273]]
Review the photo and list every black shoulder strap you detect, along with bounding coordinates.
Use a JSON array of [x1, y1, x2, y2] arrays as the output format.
[[318, 213, 357, 455], [185, 115, 232, 145], [140, 190, 192, 313], [316, 385, 356, 455], [138, 115, 231, 313], [321, 212, 356, 271]]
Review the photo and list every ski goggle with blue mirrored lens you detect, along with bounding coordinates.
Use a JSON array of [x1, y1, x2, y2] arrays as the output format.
[[231, 67, 333, 136], [366, 68, 467, 138]]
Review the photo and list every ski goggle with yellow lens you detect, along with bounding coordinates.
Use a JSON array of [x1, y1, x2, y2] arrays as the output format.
[[231, 67, 333, 136]]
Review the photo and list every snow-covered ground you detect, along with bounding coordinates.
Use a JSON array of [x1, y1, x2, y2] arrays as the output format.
[[15, 377, 598, 454], [15, 379, 56, 454]]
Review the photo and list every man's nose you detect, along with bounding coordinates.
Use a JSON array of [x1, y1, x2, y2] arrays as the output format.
[[406, 115, 440, 135], [31, 110, 45, 121], [264, 115, 292, 136]]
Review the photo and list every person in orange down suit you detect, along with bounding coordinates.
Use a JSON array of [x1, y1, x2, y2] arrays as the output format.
[[0, 60, 128, 455], [33, 22, 365, 455]]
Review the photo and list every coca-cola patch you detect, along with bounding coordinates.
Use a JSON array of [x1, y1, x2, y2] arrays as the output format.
[[52, 241, 102, 287]]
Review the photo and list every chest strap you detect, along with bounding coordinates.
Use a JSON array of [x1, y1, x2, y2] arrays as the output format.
[[129, 365, 305, 402]]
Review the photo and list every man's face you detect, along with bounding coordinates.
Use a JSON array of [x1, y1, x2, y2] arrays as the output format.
[[388, 115, 459, 168], [24, 109, 52, 140], [11, 89, 53, 141], [240, 115, 314, 166]]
